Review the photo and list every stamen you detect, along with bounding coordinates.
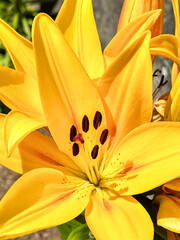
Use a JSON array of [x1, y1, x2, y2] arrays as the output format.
[[153, 74, 168, 99], [91, 145, 99, 159], [70, 125, 77, 142], [153, 69, 161, 77], [73, 143, 79, 156], [73, 133, 84, 144], [157, 75, 165, 88], [100, 129, 109, 145], [82, 115, 89, 132], [93, 111, 102, 129]]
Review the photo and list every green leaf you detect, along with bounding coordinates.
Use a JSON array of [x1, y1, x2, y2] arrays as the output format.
[[27, 0, 56, 2], [67, 224, 94, 240], [57, 219, 82, 240], [22, 17, 31, 39], [0, 52, 12, 68], [12, 12, 19, 29]]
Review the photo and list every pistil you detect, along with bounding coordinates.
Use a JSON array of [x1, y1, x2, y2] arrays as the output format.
[[73, 133, 84, 144]]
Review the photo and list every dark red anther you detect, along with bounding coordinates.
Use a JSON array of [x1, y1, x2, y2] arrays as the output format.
[[153, 69, 161, 77], [93, 111, 102, 129], [91, 145, 99, 159], [73, 143, 79, 156], [82, 115, 89, 132], [70, 125, 77, 142], [100, 129, 109, 145]]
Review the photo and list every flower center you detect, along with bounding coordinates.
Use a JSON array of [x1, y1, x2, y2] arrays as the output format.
[[69, 111, 109, 185]]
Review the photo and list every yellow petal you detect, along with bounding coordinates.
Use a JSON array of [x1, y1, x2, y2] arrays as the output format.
[[172, 0, 180, 39], [165, 73, 180, 121], [171, 0, 180, 83], [55, 0, 104, 79], [99, 31, 152, 144], [154, 99, 167, 117], [102, 122, 180, 195], [150, 35, 180, 66], [117, 0, 164, 38], [171, 64, 180, 85], [153, 93, 169, 119], [33, 13, 107, 159], [0, 19, 35, 79], [0, 168, 94, 239], [104, 10, 161, 68], [85, 189, 153, 240], [4, 110, 44, 157], [0, 114, 82, 175], [155, 194, 180, 233], [163, 178, 180, 193], [0, 65, 44, 121]]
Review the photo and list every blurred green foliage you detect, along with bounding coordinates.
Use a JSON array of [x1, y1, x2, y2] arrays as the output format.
[[0, 0, 37, 67], [0, 0, 59, 113]]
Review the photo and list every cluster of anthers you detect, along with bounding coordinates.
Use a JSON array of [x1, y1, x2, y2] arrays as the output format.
[[68, 111, 109, 185]]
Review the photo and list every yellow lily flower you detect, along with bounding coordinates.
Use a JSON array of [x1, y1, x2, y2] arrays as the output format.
[[115, 0, 180, 68], [164, 0, 180, 122], [55, 0, 179, 72], [171, 0, 180, 84], [117, 0, 164, 39], [0, 0, 180, 158], [0, 14, 180, 240], [165, 73, 180, 121], [154, 179, 180, 237]]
